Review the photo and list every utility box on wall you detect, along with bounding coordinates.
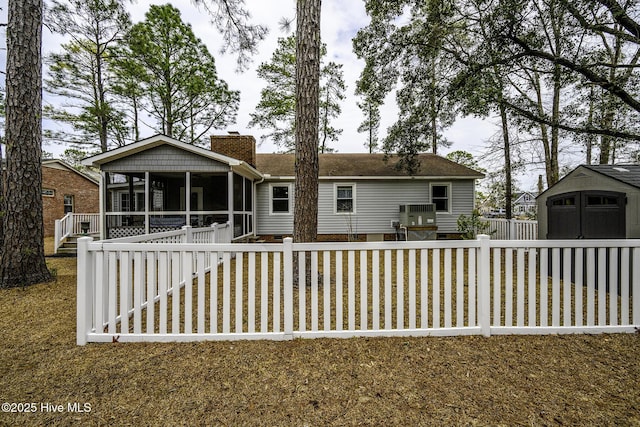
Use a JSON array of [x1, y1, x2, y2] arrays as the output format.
[[399, 204, 436, 227]]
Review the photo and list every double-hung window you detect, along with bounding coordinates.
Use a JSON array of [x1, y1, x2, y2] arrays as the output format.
[[271, 184, 291, 214], [335, 184, 355, 214], [64, 195, 74, 214], [430, 183, 450, 213]]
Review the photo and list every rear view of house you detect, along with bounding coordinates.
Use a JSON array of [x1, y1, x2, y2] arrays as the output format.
[[82, 133, 484, 241]]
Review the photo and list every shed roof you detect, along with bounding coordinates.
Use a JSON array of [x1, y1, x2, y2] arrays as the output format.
[[582, 164, 640, 189], [255, 153, 484, 179]]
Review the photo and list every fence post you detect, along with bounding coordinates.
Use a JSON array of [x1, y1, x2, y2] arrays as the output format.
[[508, 219, 516, 240], [477, 234, 491, 337], [283, 237, 294, 339], [77, 237, 94, 345], [182, 225, 193, 243], [211, 222, 219, 243], [54, 219, 61, 254]]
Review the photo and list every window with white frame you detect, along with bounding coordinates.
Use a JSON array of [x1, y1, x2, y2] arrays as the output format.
[[430, 183, 450, 213], [335, 184, 355, 214], [63, 195, 74, 214], [271, 184, 291, 214]]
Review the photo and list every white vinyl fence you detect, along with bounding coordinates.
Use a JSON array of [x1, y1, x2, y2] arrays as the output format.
[[483, 218, 538, 240], [77, 236, 640, 344]]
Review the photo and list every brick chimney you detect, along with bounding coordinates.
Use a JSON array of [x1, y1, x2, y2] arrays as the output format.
[[210, 132, 256, 167]]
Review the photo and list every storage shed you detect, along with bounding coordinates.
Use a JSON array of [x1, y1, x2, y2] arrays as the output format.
[[537, 165, 640, 239]]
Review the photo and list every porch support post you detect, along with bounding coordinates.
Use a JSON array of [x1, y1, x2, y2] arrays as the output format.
[[99, 171, 106, 240], [144, 171, 150, 235], [228, 171, 234, 238], [186, 171, 191, 226]]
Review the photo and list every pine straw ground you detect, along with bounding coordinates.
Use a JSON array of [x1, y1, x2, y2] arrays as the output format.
[[0, 240, 639, 426]]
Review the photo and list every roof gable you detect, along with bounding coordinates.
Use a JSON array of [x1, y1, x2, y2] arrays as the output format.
[[81, 134, 263, 179], [255, 153, 484, 179], [42, 159, 99, 185]]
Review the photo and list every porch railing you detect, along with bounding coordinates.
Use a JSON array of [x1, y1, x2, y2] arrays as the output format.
[[106, 222, 232, 244], [54, 213, 100, 253]]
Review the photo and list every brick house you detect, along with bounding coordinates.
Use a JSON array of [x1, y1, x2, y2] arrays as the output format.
[[42, 160, 99, 237]]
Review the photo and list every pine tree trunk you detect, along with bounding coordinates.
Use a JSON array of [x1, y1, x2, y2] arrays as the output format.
[[1, 0, 52, 288], [294, 0, 320, 244]]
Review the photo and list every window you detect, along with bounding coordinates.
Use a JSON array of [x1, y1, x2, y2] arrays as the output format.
[[271, 184, 290, 214], [551, 196, 575, 206], [120, 193, 130, 212], [42, 188, 55, 197], [335, 184, 355, 214], [431, 184, 450, 213], [63, 195, 74, 214]]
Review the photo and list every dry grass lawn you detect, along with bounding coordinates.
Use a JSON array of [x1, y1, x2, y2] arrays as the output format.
[[0, 239, 639, 426]]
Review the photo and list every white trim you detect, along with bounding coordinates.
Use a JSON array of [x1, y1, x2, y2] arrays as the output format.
[[430, 182, 452, 214], [334, 182, 356, 215], [269, 183, 292, 215], [262, 175, 480, 181]]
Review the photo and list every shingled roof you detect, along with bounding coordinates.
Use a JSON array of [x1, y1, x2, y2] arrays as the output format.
[[255, 153, 484, 179], [582, 164, 640, 189]]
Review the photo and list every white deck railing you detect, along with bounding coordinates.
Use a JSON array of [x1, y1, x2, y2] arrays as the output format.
[[54, 213, 100, 253], [76, 236, 640, 344], [106, 222, 232, 244], [482, 218, 538, 240]]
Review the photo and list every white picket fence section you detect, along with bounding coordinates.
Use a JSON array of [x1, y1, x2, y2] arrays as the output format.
[[54, 213, 100, 253], [483, 218, 538, 240], [77, 236, 640, 344]]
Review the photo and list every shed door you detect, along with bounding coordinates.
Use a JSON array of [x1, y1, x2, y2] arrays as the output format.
[[581, 191, 625, 238], [547, 192, 580, 239], [547, 191, 626, 239]]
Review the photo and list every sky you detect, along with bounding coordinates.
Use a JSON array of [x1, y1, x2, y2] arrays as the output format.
[[1, 0, 537, 190]]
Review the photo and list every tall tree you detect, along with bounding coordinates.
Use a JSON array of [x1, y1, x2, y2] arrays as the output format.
[[1, 0, 52, 288], [356, 97, 380, 153], [192, 0, 269, 72], [354, 0, 460, 171], [249, 35, 345, 153], [294, 0, 321, 246], [123, 4, 239, 144], [45, 0, 131, 152]]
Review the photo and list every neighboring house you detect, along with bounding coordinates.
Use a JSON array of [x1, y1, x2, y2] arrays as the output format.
[[82, 134, 484, 241], [513, 191, 537, 217], [537, 164, 640, 239], [42, 159, 99, 237]]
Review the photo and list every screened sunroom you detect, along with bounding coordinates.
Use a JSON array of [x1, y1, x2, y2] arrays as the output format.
[[82, 135, 262, 240]]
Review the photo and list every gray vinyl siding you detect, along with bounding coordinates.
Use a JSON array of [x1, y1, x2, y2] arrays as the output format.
[[256, 179, 476, 236], [101, 145, 230, 173]]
